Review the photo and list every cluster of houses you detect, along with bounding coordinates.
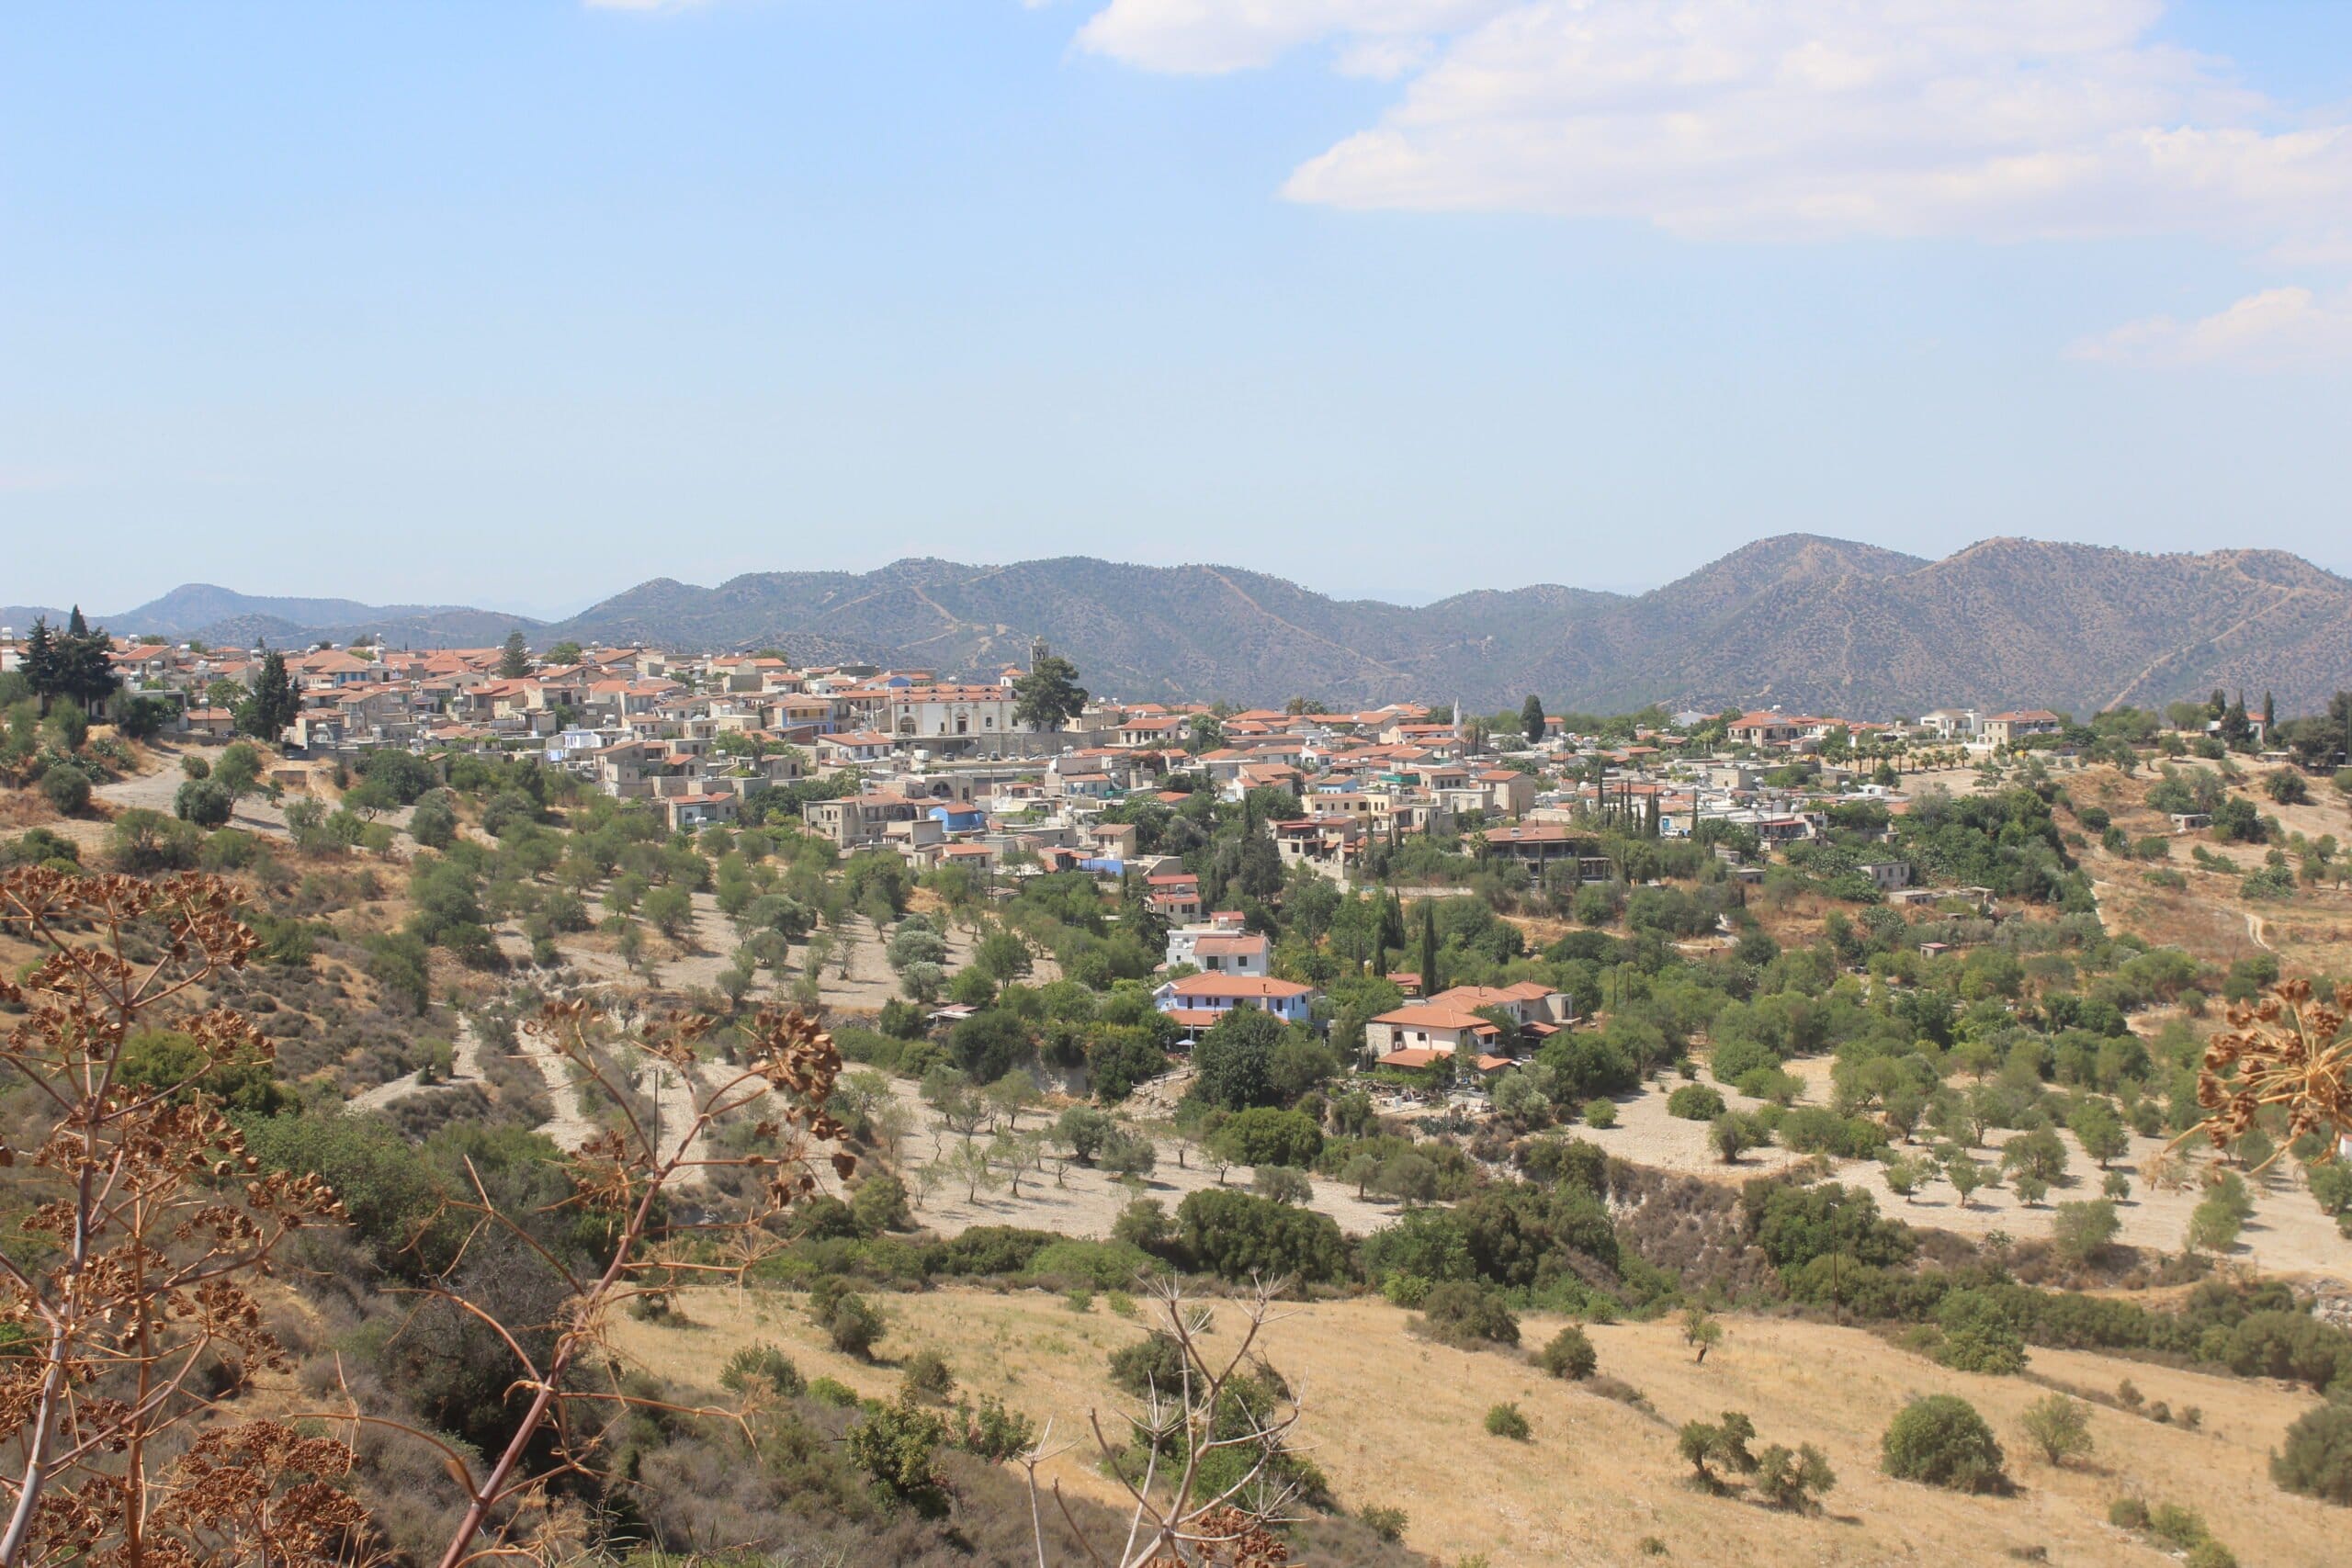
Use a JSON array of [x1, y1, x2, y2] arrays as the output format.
[[6, 626, 2130, 1083]]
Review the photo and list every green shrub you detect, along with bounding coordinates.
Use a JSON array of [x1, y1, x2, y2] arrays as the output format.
[[1381, 1271, 1430, 1307], [1746, 1180, 1914, 1271], [2050, 1199, 2120, 1264], [1708, 1035, 1778, 1087], [1357, 1505, 1408, 1543], [1207, 1106, 1324, 1168], [1023, 1238, 1160, 1290], [1416, 1282, 1521, 1349], [1175, 1188, 1351, 1284], [899, 1348, 956, 1404], [174, 778, 232, 829], [845, 1393, 950, 1509], [1709, 1111, 1768, 1162], [1583, 1099, 1617, 1129], [1777, 1106, 1887, 1159], [808, 1376, 859, 1408], [2222, 1310, 2352, 1393], [1107, 1332, 1188, 1398], [956, 1393, 1040, 1463], [1250, 1165, 1313, 1205], [718, 1344, 805, 1397], [1535, 1325, 1598, 1381], [2018, 1394, 2091, 1466], [1677, 1410, 1758, 1486], [1933, 1291, 2029, 1375], [850, 1171, 913, 1235], [2147, 1502, 2208, 1550], [2272, 1403, 2352, 1506], [1735, 1066, 1805, 1105], [1484, 1402, 1531, 1440], [1752, 1441, 1837, 1512], [1881, 1395, 2007, 1493], [1668, 1083, 1727, 1121], [40, 765, 91, 815], [812, 1289, 886, 1359], [2108, 1496, 2149, 1529]]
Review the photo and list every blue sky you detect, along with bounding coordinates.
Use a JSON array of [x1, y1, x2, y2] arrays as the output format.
[[4, 1, 2349, 616]]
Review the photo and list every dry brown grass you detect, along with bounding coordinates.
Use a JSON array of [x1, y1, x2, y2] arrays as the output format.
[[611, 1286, 2346, 1568]]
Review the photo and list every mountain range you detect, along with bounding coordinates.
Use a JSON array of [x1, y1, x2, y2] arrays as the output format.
[[14, 536, 2351, 718], [0, 586, 544, 658]]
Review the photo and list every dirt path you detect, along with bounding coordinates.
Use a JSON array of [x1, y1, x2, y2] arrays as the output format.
[[514, 1021, 597, 1153], [347, 1012, 489, 1114], [631, 1049, 716, 1186]]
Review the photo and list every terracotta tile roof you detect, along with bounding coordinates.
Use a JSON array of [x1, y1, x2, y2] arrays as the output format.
[[1370, 1006, 1500, 1032], [1161, 975, 1311, 1000]]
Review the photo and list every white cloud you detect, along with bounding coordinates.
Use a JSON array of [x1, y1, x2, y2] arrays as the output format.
[[2070, 287, 2352, 368], [1072, 0, 2352, 250], [1077, 2, 1509, 76]]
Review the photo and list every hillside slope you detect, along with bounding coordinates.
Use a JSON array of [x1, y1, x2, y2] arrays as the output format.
[[616, 1287, 2342, 1568]]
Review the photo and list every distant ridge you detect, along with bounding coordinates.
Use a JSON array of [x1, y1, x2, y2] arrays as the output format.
[[25, 585, 548, 652], [543, 536, 2352, 716], [34, 536, 2352, 716]]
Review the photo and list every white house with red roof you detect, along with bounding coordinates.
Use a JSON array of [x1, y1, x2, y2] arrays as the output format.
[[1151, 973, 1315, 1039]]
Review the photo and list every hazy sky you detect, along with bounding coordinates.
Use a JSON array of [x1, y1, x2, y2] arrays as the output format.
[[6, 1, 2350, 615]]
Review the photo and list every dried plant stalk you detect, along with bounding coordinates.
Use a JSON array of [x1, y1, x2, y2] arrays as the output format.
[[2178, 977, 2352, 1170], [0, 869, 353, 1567], [423, 999, 851, 1568], [1023, 1273, 1304, 1568]]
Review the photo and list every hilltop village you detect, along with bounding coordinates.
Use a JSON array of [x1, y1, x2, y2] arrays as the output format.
[[5, 613, 2352, 1568]]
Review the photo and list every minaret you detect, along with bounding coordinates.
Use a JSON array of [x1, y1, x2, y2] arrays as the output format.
[[1453, 696, 1464, 749]]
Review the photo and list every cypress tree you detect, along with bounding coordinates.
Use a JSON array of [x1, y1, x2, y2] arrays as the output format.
[[1418, 901, 1439, 997], [57, 608, 120, 715], [1521, 694, 1544, 741], [244, 649, 298, 741], [22, 618, 58, 712]]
